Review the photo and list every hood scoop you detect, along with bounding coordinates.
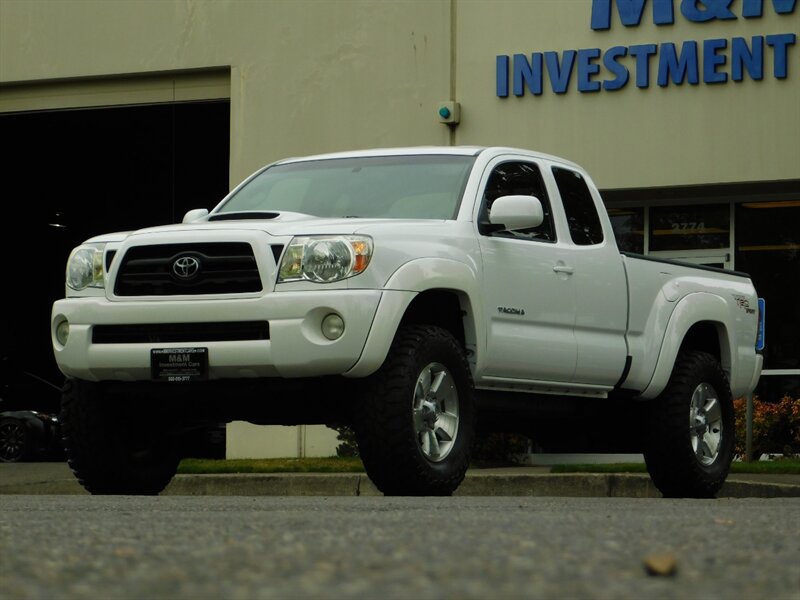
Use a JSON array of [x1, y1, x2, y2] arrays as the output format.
[[207, 211, 280, 222]]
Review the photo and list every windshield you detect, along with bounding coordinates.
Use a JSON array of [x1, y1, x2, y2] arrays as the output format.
[[217, 155, 476, 219]]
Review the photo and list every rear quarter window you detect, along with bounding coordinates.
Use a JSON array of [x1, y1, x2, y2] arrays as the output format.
[[552, 167, 604, 246]]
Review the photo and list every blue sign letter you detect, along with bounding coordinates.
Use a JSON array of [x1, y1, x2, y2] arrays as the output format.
[[680, 0, 736, 22], [742, 0, 797, 18], [766, 33, 796, 78], [513, 53, 543, 96], [591, 0, 675, 30], [703, 38, 728, 83], [496, 55, 510, 97], [629, 44, 658, 87], [603, 46, 631, 90], [732, 36, 764, 81], [578, 48, 602, 92], [658, 41, 700, 85], [545, 51, 577, 94]]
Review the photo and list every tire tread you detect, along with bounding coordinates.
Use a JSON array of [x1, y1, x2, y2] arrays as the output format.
[[644, 350, 734, 498], [355, 325, 475, 496], [60, 378, 178, 495]]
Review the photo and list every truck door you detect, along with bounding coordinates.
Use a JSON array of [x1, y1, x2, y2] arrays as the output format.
[[477, 159, 578, 383], [548, 166, 628, 386]]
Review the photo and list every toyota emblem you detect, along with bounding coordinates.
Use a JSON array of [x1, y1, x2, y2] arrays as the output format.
[[172, 256, 200, 279]]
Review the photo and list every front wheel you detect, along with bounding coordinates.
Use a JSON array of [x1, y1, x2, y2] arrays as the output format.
[[354, 325, 476, 496], [60, 379, 180, 495], [643, 350, 735, 498]]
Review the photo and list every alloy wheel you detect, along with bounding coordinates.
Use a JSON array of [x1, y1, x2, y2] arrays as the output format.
[[689, 382, 723, 466], [412, 362, 460, 462]]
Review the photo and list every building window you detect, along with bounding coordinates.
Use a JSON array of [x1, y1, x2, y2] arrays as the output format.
[[608, 207, 644, 254], [649, 204, 730, 252], [735, 201, 800, 375]]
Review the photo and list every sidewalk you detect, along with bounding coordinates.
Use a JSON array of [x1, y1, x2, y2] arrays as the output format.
[[2, 462, 799, 497]]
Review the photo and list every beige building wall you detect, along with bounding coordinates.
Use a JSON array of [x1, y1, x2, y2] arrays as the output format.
[[1, 0, 796, 191], [226, 423, 340, 459], [0, 0, 452, 186], [455, 0, 799, 189]]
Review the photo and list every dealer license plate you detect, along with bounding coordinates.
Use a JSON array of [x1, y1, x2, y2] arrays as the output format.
[[151, 347, 208, 382]]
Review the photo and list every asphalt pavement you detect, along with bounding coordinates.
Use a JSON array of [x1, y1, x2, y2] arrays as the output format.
[[1, 462, 799, 497], [2, 495, 799, 599]]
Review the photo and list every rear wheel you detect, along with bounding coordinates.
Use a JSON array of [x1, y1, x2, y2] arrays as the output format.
[[60, 378, 180, 495], [355, 325, 476, 496], [643, 350, 734, 498]]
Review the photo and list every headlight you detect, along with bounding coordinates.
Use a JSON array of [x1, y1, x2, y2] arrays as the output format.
[[278, 236, 373, 283], [66, 243, 106, 290]]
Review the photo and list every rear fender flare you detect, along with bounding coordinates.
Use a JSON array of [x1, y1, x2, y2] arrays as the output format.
[[640, 292, 733, 399]]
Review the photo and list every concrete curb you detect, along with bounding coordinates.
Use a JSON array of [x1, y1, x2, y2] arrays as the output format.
[[2, 471, 798, 498]]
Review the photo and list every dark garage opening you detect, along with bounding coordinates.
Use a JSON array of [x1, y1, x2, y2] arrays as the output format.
[[1, 100, 230, 412]]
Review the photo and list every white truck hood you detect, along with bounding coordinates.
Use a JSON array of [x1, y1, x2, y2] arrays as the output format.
[[84, 213, 452, 243]]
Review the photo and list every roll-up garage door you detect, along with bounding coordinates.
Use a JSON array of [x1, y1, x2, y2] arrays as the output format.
[[0, 71, 230, 407]]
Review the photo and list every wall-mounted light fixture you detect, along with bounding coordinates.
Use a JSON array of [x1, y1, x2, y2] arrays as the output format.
[[437, 101, 461, 125]]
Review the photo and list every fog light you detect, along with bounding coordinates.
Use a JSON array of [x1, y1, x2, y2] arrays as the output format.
[[321, 313, 345, 340], [55, 320, 70, 346]]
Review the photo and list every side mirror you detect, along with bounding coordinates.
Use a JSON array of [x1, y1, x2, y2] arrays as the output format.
[[488, 195, 544, 231], [182, 208, 209, 223]]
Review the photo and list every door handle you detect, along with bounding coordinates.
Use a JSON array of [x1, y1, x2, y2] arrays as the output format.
[[552, 265, 574, 274]]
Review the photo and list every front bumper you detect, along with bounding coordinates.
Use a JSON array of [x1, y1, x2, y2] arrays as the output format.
[[51, 290, 387, 381]]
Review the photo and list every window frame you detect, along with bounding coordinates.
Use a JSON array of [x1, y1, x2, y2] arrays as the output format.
[[476, 159, 558, 244], [551, 166, 605, 246]]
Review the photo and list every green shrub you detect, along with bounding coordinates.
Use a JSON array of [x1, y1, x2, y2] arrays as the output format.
[[734, 395, 800, 458], [472, 432, 531, 465], [332, 426, 533, 465], [332, 425, 359, 457]]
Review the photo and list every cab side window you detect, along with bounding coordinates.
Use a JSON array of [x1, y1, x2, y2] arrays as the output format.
[[552, 167, 604, 246], [479, 161, 556, 242]]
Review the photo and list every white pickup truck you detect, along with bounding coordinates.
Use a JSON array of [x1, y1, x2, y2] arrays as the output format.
[[51, 146, 762, 497]]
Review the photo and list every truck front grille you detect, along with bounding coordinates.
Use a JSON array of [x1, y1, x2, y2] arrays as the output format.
[[114, 243, 262, 296], [92, 321, 270, 344]]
